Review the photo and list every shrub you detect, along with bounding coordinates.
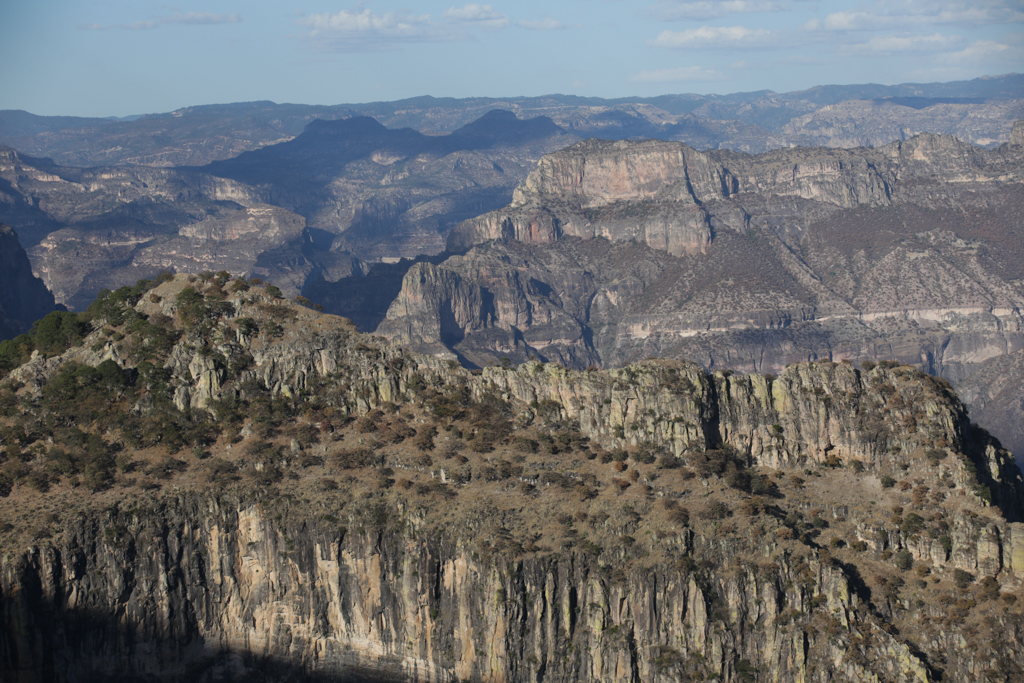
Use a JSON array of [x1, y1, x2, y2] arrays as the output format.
[[634, 447, 657, 465], [901, 513, 925, 536], [977, 576, 1000, 601], [704, 501, 731, 520], [894, 550, 914, 571], [939, 534, 953, 554], [512, 436, 538, 453], [953, 569, 975, 589], [667, 507, 690, 526], [413, 425, 437, 451], [880, 475, 896, 489], [750, 475, 778, 497]]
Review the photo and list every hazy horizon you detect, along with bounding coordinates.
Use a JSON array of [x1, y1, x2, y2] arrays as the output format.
[[1, 0, 1021, 119]]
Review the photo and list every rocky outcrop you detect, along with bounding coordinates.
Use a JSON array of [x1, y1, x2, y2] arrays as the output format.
[[7, 494, 1022, 683], [134, 203, 313, 299], [0, 223, 59, 340], [1, 280, 1023, 681], [448, 132, 1019, 256]]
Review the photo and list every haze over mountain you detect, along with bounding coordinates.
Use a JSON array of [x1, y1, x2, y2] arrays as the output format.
[[0, 111, 575, 310], [2, 74, 1021, 167]]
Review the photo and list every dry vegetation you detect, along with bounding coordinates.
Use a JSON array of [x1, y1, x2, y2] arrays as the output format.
[[0, 273, 1020, 679]]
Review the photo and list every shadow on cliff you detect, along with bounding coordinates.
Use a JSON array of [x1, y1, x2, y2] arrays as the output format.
[[0, 594, 410, 683], [303, 253, 451, 333]]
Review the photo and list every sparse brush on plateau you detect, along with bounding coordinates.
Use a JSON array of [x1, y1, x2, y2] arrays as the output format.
[[0, 273, 1022, 682]]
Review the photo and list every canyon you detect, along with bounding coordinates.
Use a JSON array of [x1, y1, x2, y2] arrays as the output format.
[[377, 126, 1024, 459]]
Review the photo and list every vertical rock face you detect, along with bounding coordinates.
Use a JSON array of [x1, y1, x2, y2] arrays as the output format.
[[0, 223, 59, 340], [0, 279, 1022, 682], [3, 504, 952, 683], [447, 131, 1019, 258], [1010, 120, 1024, 147], [446, 137, 930, 256]]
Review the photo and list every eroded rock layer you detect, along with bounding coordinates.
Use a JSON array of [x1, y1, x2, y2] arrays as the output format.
[[383, 132, 1024, 457]]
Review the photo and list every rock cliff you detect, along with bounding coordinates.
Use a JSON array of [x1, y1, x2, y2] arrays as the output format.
[[447, 133, 1014, 255], [0, 223, 59, 340], [385, 132, 1024, 459], [0, 275, 1022, 681]]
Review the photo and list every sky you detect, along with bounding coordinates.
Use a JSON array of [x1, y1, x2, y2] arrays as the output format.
[[0, 0, 1021, 118]]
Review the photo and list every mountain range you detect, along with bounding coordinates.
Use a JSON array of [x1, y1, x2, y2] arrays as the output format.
[[1, 76, 1024, 682], [2, 74, 1022, 167], [0, 273, 1021, 681], [1, 76, 1024, 461]]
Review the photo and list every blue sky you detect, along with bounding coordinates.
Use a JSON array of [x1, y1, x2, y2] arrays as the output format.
[[1, 1, 1021, 117]]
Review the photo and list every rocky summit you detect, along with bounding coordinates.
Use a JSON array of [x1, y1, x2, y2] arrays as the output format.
[[0, 274, 1022, 681]]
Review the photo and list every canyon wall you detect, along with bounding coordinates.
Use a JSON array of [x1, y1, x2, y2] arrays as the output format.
[[2, 278, 1023, 681]]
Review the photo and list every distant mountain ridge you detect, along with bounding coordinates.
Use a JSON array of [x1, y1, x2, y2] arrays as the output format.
[[2, 74, 1021, 167]]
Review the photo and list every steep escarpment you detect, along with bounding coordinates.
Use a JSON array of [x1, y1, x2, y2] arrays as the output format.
[[447, 133, 1013, 256], [0, 224, 59, 340], [0, 274, 1022, 681], [385, 132, 1024, 457]]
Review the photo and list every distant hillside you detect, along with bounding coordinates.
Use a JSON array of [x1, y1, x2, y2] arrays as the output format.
[[2, 74, 1021, 166]]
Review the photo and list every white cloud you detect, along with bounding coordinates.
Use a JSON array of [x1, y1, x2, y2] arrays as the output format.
[[518, 18, 566, 30], [936, 39, 1022, 64], [296, 8, 462, 51], [630, 66, 723, 82], [651, 1, 787, 21], [843, 33, 962, 54], [651, 25, 772, 47], [84, 11, 241, 30], [443, 4, 510, 29], [803, 1, 1024, 32]]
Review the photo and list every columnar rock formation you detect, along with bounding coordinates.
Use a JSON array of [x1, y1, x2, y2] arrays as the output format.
[[1, 276, 1022, 681]]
